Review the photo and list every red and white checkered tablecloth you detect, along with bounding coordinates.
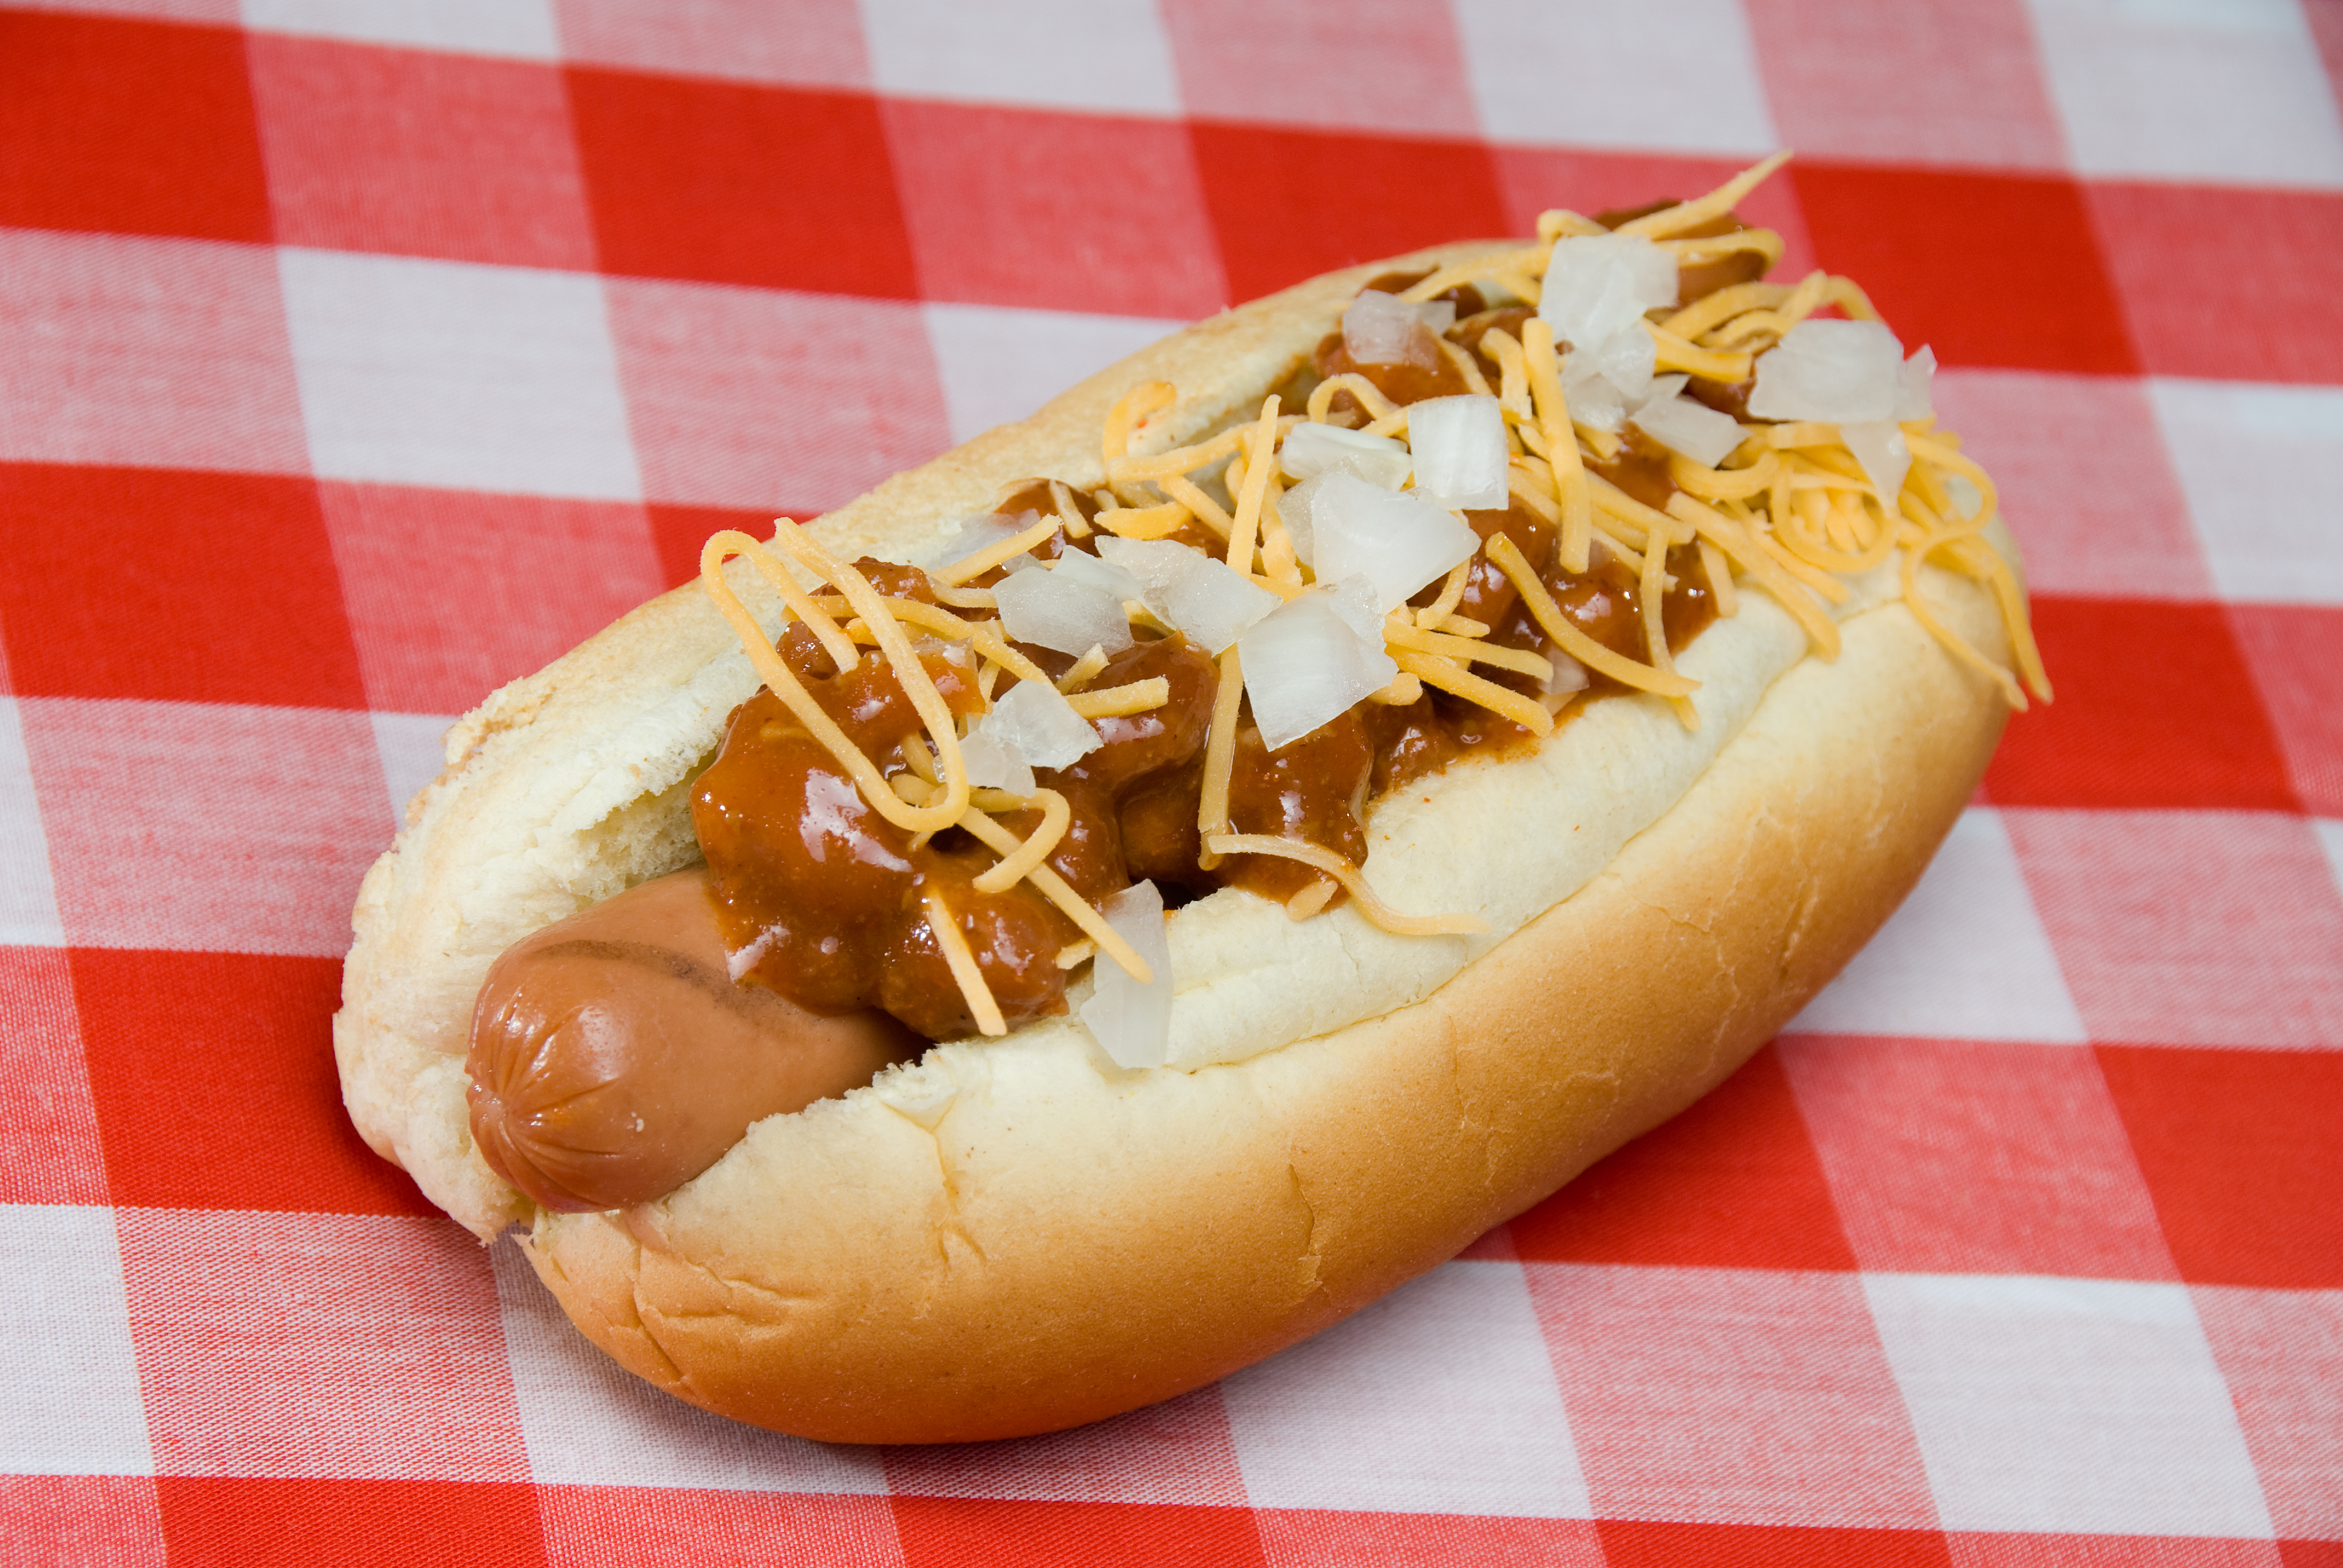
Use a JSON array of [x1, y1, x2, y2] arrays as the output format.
[[3, 0, 2340, 1562]]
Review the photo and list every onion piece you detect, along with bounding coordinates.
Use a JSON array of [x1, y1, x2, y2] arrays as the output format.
[[1559, 324, 1659, 431], [1538, 233, 1677, 351], [1896, 345, 1937, 423], [930, 508, 1040, 571], [1746, 319, 1904, 423], [1544, 648, 1590, 697], [1091, 535, 1276, 654], [1840, 419, 1912, 503], [959, 727, 1035, 796], [1631, 392, 1748, 468], [1342, 290, 1455, 368], [1308, 472, 1479, 612], [993, 562, 1134, 656], [1280, 421, 1411, 488], [1237, 576, 1400, 753], [1048, 548, 1144, 605], [1406, 395, 1508, 511], [980, 678, 1101, 770], [1078, 879, 1174, 1069]]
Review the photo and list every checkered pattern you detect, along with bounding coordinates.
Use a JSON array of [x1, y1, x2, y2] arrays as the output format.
[[3, 1, 2338, 1560]]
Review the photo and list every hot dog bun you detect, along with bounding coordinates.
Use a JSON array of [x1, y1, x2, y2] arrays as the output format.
[[336, 239, 2016, 1443]]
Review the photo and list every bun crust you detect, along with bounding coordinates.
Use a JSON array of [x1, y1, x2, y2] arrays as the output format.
[[335, 240, 2015, 1444]]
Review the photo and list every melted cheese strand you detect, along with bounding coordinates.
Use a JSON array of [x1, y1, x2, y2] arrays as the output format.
[[1521, 316, 1593, 574], [971, 787, 1073, 895], [1616, 149, 1794, 238], [1197, 644, 1244, 861], [1638, 527, 1699, 732], [1665, 495, 1842, 660], [706, 529, 859, 672], [1226, 395, 1281, 575], [923, 889, 1007, 1037], [1484, 532, 1701, 698], [1393, 650, 1555, 734], [1065, 676, 1170, 718], [956, 810, 1153, 983], [936, 511, 1061, 588], [1095, 502, 1194, 540], [1202, 834, 1488, 937]]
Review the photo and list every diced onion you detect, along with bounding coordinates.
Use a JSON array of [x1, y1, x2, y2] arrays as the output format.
[[1237, 577, 1400, 753], [1538, 233, 1677, 352], [994, 563, 1134, 656], [1841, 419, 1912, 503], [959, 727, 1035, 795], [1897, 345, 1936, 423], [1632, 393, 1748, 469], [980, 679, 1100, 770], [1308, 472, 1479, 612], [931, 508, 1039, 570], [1161, 556, 1280, 654], [1342, 290, 1454, 368], [1049, 548, 1144, 604], [1747, 319, 1904, 423], [1559, 325, 1659, 431], [1091, 536, 1276, 654], [1078, 879, 1174, 1069], [1281, 421, 1410, 488], [1544, 648, 1589, 697], [1405, 395, 1508, 511]]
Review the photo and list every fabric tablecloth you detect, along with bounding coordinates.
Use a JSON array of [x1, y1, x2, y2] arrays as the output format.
[[3, 1, 2340, 1562]]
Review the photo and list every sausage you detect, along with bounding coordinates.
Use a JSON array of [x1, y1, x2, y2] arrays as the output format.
[[464, 869, 923, 1212]]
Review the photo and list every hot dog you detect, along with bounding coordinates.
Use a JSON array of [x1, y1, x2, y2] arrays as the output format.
[[336, 154, 2047, 1443]]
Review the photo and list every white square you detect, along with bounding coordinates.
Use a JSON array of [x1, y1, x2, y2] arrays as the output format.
[[0, 699, 63, 949], [241, 0, 561, 60], [489, 1241, 887, 1493], [1789, 809, 2087, 1043], [1452, 0, 1778, 154], [370, 712, 454, 831], [2316, 818, 2343, 900], [551, 0, 869, 90], [2150, 378, 2343, 605], [923, 302, 1185, 449], [0, 1205, 152, 1476], [1222, 1260, 1590, 1518], [278, 248, 642, 502], [1864, 1272, 2275, 1538], [2027, 0, 2343, 187], [857, 0, 1182, 116]]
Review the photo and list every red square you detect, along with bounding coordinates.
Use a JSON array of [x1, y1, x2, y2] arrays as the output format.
[[536, 1487, 899, 1568], [2090, 182, 2343, 385], [319, 482, 662, 717], [20, 697, 391, 958], [605, 277, 951, 513], [1254, 1510, 1603, 1567], [1947, 1537, 2285, 1568], [247, 35, 597, 272], [2286, 1548, 2343, 1568], [0, 464, 365, 712], [70, 948, 432, 1216], [1793, 164, 2138, 375], [884, 100, 1226, 319], [1190, 123, 1510, 305], [2003, 807, 2343, 1050], [1508, 1045, 1858, 1273], [1491, 146, 1817, 280], [0, 945, 109, 1206], [155, 1477, 544, 1568], [891, 1498, 1266, 1568], [2230, 605, 2343, 817], [120, 1209, 530, 1482], [0, 228, 309, 477], [1929, 369, 2211, 602], [0, 1475, 164, 1565], [2192, 1285, 2343, 1544], [645, 503, 805, 592], [1983, 596, 2297, 813], [1744, 0, 2066, 172], [568, 68, 917, 299], [1158, 0, 1480, 137], [2097, 1047, 2343, 1290], [0, 12, 269, 243], [1778, 1035, 2176, 1280], [1600, 1519, 1955, 1568], [1525, 1264, 1937, 1527]]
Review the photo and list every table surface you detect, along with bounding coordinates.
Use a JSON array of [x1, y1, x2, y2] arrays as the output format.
[[3, 2, 2340, 1563]]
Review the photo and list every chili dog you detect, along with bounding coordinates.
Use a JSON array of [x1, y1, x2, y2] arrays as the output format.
[[336, 154, 2047, 1443]]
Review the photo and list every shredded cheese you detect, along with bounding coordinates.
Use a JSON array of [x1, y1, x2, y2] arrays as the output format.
[[923, 889, 1007, 1037], [1202, 834, 1488, 937]]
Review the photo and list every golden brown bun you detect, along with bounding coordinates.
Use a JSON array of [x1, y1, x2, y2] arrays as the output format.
[[335, 240, 2016, 1444]]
